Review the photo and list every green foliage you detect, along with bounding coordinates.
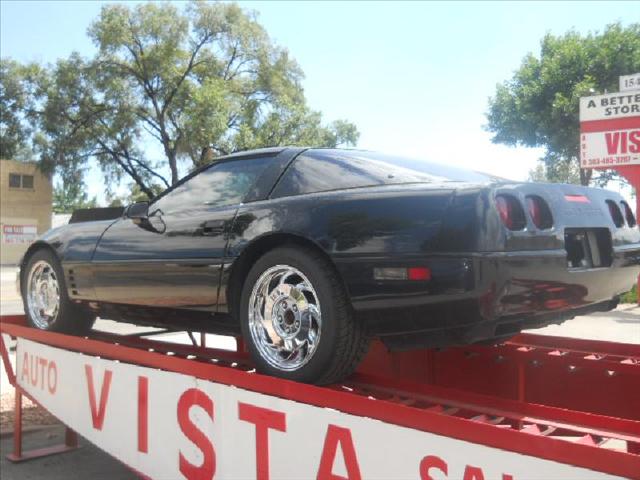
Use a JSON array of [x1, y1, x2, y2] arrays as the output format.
[[0, 59, 43, 160], [1, 1, 358, 196], [0, 59, 25, 158], [53, 172, 98, 213], [108, 182, 164, 207], [620, 284, 638, 304], [486, 23, 640, 186], [528, 164, 547, 183]]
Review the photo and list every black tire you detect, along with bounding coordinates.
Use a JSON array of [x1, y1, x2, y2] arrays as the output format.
[[21, 248, 96, 334], [239, 246, 369, 385]]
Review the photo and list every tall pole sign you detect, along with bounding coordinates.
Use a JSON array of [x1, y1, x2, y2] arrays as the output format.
[[580, 74, 640, 302], [579, 89, 640, 169], [620, 73, 640, 93]]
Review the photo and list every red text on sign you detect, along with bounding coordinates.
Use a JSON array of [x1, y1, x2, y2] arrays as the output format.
[[177, 388, 216, 480], [21, 351, 57, 394], [317, 424, 362, 480], [238, 402, 286, 480], [84, 365, 112, 430], [420, 454, 515, 480], [605, 130, 640, 155]]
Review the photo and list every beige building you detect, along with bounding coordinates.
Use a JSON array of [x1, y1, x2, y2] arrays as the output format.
[[0, 159, 52, 264]]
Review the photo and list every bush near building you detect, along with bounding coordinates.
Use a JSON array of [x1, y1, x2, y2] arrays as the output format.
[[620, 284, 638, 304]]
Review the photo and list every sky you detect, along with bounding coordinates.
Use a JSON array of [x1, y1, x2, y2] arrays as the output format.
[[0, 0, 636, 204]]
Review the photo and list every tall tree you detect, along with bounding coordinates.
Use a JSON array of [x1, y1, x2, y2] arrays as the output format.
[[486, 23, 640, 186], [86, 0, 357, 187], [0, 59, 24, 158], [0, 59, 41, 160], [53, 175, 99, 213], [1, 1, 358, 197]]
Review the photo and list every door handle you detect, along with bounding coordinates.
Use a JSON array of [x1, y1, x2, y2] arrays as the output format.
[[202, 220, 225, 235]]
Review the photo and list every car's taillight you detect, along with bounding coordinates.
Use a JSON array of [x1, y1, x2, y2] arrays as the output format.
[[495, 194, 525, 230], [606, 200, 624, 228], [620, 201, 637, 228], [526, 195, 553, 229]]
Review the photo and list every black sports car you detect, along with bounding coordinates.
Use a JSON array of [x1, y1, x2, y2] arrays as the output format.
[[19, 147, 640, 384]]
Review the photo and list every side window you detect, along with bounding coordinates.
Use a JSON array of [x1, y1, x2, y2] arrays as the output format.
[[8, 173, 35, 189], [154, 157, 271, 214], [271, 149, 483, 199], [21, 175, 34, 189], [9, 173, 21, 188], [271, 150, 388, 198]]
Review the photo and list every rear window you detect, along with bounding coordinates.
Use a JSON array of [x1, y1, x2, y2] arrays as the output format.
[[271, 149, 496, 198]]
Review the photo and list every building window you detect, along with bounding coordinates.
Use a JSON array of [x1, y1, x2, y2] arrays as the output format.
[[8, 173, 35, 189], [9, 174, 21, 188], [21, 175, 34, 189]]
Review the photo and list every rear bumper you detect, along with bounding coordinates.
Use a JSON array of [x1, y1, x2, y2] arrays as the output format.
[[477, 244, 639, 318], [336, 245, 640, 349]]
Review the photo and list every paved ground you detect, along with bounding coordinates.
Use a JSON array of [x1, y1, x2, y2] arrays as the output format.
[[0, 265, 638, 478], [533, 302, 639, 343], [1, 425, 137, 480], [0, 266, 22, 316]]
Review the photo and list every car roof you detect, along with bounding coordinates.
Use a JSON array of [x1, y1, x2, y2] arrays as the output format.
[[213, 147, 288, 162]]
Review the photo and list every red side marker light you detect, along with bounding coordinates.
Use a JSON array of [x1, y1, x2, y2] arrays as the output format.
[[565, 194, 590, 203], [408, 267, 431, 281]]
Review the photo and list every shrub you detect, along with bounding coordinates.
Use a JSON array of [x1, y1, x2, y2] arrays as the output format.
[[620, 284, 638, 304]]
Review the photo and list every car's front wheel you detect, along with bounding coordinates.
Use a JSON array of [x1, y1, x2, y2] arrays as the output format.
[[240, 246, 368, 384], [22, 249, 96, 334]]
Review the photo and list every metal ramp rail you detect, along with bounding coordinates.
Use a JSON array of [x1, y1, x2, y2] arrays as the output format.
[[1, 313, 639, 479]]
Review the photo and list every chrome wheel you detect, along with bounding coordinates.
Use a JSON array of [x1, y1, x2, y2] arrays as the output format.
[[26, 260, 60, 329], [248, 265, 322, 371]]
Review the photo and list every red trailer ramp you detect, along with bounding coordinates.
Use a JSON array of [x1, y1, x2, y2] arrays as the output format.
[[1, 314, 639, 480]]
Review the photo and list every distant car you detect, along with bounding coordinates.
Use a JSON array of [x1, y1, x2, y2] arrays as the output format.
[[19, 147, 640, 384]]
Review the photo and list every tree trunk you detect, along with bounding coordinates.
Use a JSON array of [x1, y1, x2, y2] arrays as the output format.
[[168, 150, 178, 185], [126, 166, 156, 200], [573, 150, 591, 186], [159, 127, 179, 185], [579, 166, 592, 186]]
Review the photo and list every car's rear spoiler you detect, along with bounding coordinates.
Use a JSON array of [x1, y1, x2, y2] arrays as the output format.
[[69, 207, 125, 224]]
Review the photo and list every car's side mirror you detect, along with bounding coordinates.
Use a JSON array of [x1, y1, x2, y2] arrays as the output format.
[[125, 201, 149, 220]]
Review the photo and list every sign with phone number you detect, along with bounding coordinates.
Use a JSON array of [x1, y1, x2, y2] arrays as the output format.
[[580, 130, 640, 168], [1, 224, 37, 244]]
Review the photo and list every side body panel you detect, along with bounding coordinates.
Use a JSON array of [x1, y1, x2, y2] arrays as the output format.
[[90, 209, 234, 311], [222, 184, 466, 313], [24, 220, 117, 301]]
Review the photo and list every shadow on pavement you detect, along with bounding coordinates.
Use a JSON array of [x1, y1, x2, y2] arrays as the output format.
[[0, 425, 137, 480]]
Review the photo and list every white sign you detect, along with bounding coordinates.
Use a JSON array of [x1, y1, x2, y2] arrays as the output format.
[[579, 91, 640, 122], [620, 73, 640, 93], [16, 339, 623, 480], [1, 224, 37, 244], [580, 130, 640, 168]]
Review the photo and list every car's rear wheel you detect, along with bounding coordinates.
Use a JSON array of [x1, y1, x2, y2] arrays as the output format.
[[240, 246, 368, 384], [22, 249, 95, 334]]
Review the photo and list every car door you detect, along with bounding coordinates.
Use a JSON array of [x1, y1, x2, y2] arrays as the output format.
[[91, 156, 273, 311]]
